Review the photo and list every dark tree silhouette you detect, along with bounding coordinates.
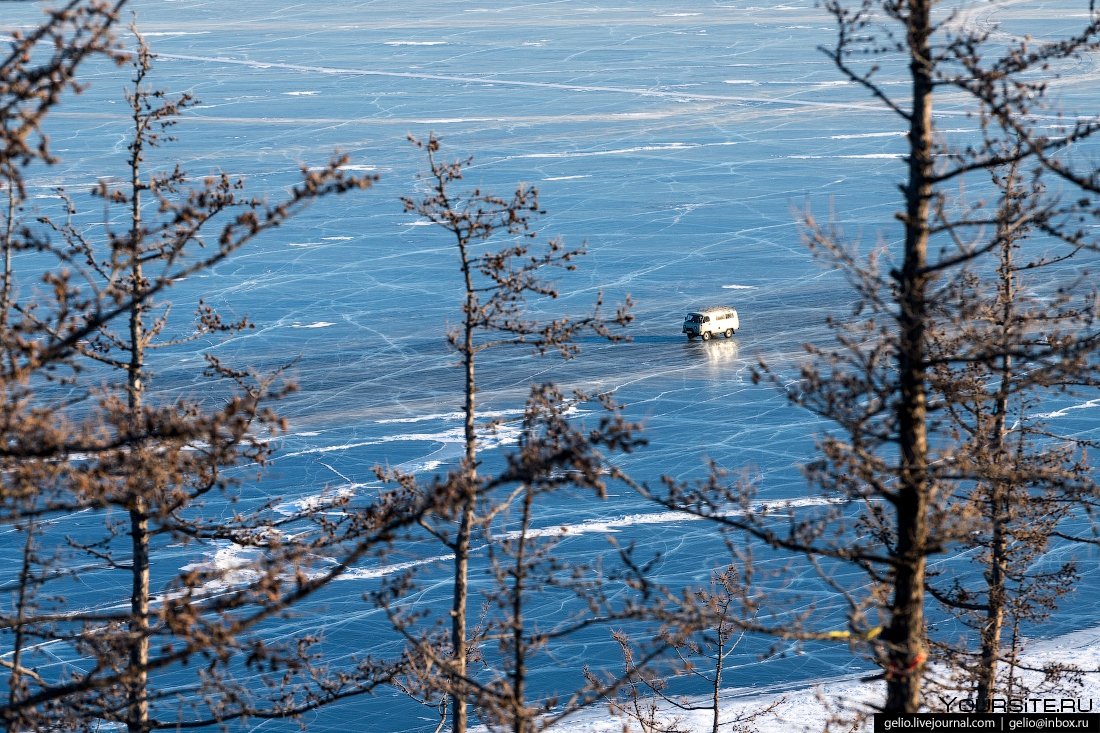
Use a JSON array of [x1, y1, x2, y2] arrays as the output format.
[[374, 135, 643, 733]]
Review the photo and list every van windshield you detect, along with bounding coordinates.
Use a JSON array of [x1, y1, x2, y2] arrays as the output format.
[[686, 313, 703, 323]]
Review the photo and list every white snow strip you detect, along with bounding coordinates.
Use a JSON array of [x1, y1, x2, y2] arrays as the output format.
[[281, 439, 385, 458], [789, 153, 904, 159], [375, 409, 526, 425], [341, 554, 456, 580], [273, 484, 361, 515], [281, 421, 522, 459], [306, 164, 379, 172], [290, 321, 335, 329], [406, 458, 445, 474], [387, 425, 523, 448], [721, 284, 756, 290], [136, 31, 210, 37], [408, 117, 504, 123], [512, 143, 698, 159], [1036, 397, 1100, 419], [830, 131, 906, 140]]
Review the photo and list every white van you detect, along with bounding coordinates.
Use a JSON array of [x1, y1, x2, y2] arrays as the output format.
[[683, 307, 739, 341]]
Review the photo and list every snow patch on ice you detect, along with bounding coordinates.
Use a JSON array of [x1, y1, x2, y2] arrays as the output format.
[[407, 458, 445, 474], [386, 425, 522, 449], [180, 542, 263, 587], [375, 409, 524, 424], [274, 485, 360, 515], [307, 164, 379, 173], [290, 321, 335, 329]]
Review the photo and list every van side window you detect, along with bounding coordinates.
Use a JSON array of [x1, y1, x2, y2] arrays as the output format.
[[703, 316, 710, 323]]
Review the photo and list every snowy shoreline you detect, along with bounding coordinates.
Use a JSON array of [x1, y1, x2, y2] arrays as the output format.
[[527, 628, 1100, 733]]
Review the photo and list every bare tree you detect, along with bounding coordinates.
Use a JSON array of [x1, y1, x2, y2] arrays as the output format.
[[0, 18, 446, 731], [377, 134, 634, 732], [639, 0, 1100, 715], [601, 565, 783, 733], [925, 161, 1097, 710], [459, 384, 654, 733], [0, 4, 127, 728]]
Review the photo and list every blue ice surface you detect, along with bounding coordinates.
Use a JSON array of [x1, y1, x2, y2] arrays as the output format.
[[3, 0, 1100, 730]]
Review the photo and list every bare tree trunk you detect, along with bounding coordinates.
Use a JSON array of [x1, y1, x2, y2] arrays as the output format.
[[511, 486, 533, 733], [5, 514, 36, 733], [976, 489, 1007, 711], [126, 85, 149, 733], [451, 237, 476, 733], [711, 627, 724, 733], [1, 182, 15, 330], [975, 212, 1017, 711], [1006, 618, 1022, 699], [885, 0, 934, 713], [127, 503, 150, 733], [452, 499, 472, 733], [125, 254, 150, 733]]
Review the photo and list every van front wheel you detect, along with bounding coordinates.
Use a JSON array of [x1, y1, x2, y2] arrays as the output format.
[[701, 331, 711, 341], [724, 328, 733, 338]]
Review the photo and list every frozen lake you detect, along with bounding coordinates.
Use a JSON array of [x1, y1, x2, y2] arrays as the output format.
[[4, 0, 1100, 730]]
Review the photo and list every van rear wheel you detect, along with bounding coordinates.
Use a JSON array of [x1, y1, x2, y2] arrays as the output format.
[[724, 328, 733, 338], [701, 331, 711, 341]]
